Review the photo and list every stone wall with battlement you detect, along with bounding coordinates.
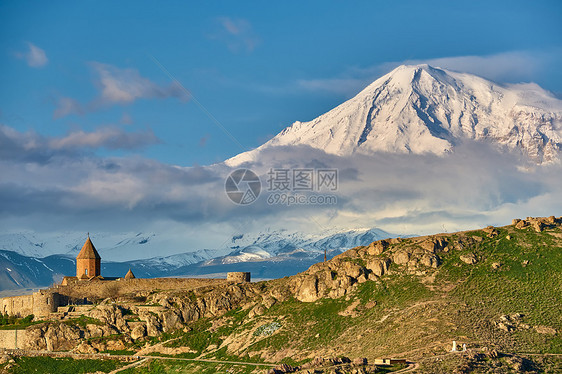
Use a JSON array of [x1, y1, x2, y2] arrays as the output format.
[[52, 277, 228, 300]]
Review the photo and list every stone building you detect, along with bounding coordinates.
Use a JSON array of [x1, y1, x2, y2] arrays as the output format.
[[124, 269, 136, 280], [227, 272, 251, 283], [76, 235, 101, 278], [62, 236, 105, 285]]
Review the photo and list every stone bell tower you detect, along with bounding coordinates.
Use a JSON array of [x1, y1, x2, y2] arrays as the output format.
[[76, 234, 101, 279]]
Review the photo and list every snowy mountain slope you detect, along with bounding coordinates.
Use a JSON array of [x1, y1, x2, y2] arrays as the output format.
[[227, 64, 562, 166], [0, 232, 83, 258], [0, 227, 394, 262], [0, 232, 225, 262], [204, 227, 397, 265], [0, 250, 73, 290]]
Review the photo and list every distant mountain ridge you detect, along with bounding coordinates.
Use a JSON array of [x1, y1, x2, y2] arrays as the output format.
[[228, 64, 562, 166], [0, 227, 398, 291]]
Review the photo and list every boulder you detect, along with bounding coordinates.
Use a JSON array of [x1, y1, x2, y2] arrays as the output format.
[[262, 296, 277, 309], [138, 310, 162, 336], [248, 304, 266, 318], [366, 240, 388, 256], [531, 221, 544, 232], [534, 326, 557, 335], [393, 251, 410, 265], [338, 261, 364, 279], [460, 253, 477, 265], [420, 254, 440, 268], [20, 325, 47, 350], [73, 341, 98, 354], [419, 237, 447, 253], [85, 324, 103, 338], [295, 275, 319, 302], [130, 324, 147, 340], [88, 305, 127, 330], [497, 322, 513, 332], [483, 226, 499, 238], [44, 323, 83, 351], [159, 309, 183, 332], [366, 259, 390, 277], [104, 339, 127, 351]]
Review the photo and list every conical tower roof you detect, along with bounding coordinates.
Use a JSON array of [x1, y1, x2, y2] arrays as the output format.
[[124, 268, 136, 280], [76, 237, 101, 260]]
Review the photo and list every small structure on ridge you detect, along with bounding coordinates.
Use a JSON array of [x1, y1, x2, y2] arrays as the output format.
[[124, 268, 136, 280]]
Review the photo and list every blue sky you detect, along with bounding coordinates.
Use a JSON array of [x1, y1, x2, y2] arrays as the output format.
[[1, 0, 561, 166]]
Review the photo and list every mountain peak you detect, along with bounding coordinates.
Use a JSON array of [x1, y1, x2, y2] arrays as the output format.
[[227, 67, 562, 166]]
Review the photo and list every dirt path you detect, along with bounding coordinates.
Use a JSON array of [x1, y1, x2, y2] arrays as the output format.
[[134, 336, 196, 356], [4, 348, 277, 369], [108, 358, 149, 373], [393, 361, 419, 373]]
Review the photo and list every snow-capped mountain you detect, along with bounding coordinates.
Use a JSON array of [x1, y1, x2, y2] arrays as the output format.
[[228, 64, 562, 166], [0, 228, 394, 264], [206, 227, 396, 265]]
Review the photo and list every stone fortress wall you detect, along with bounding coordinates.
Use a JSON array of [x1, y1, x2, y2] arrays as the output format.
[[0, 291, 63, 318], [0, 273, 249, 319]]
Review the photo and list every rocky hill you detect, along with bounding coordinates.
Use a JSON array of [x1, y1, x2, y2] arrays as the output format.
[[1, 216, 561, 373]]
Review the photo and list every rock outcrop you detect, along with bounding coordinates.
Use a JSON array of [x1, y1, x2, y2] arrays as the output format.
[[291, 234, 451, 302], [512, 216, 561, 232]]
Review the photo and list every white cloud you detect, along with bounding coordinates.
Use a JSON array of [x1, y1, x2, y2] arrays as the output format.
[[209, 17, 260, 52], [394, 51, 546, 84], [296, 50, 556, 96], [91, 62, 184, 104], [0, 124, 160, 163], [18, 42, 49, 67], [53, 63, 186, 118], [297, 78, 365, 95], [27, 43, 48, 67], [53, 97, 84, 119], [48, 127, 160, 150], [1, 130, 560, 258]]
